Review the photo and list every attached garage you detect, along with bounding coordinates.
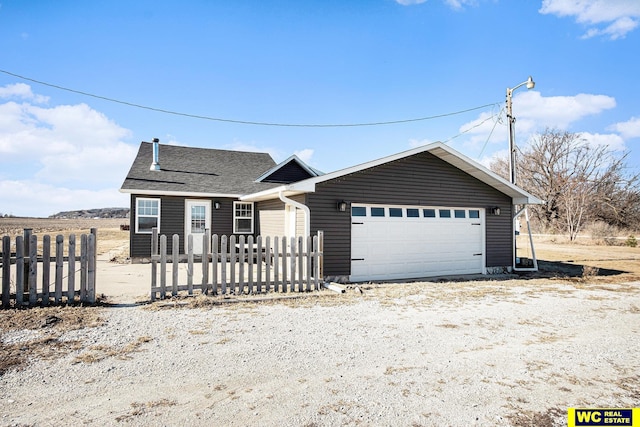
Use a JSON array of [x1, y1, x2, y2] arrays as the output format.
[[244, 142, 542, 282], [350, 204, 484, 281]]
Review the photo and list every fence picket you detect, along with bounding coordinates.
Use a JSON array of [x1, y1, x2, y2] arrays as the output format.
[[160, 235, 167, 299], [212, 234, 219, 295], [67, 234, 75, 304], [221, 235, 228, 294], [187, 234, 193, 295], [2, 236, 9, 308], [87, 233, 96, 304], [172, 234, 179, 297], [80, 235, 87, 302], [147, 233, 324, 300], [202, 230, 210, 295], [1, 229, 98, 308]]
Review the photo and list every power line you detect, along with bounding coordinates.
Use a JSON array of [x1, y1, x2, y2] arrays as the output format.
[[1, 68, 499, 128]]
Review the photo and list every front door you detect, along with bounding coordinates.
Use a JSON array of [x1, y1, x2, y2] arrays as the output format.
[[185, 200, 211, 255]]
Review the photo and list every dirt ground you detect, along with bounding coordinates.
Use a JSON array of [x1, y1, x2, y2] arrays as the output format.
[[1, 219, 639, 426]]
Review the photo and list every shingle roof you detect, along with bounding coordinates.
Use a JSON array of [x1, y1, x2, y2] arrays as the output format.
[[120, 142, 280, 196]]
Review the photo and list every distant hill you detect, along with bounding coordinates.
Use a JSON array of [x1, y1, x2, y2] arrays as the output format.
[[50, 208, 130, 219]]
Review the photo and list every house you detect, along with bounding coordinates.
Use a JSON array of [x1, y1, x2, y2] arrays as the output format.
[[120, 139, 541, 281]]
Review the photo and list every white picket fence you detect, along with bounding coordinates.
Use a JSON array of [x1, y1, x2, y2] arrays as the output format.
[[1, 228, 97, 308], [150, 229, 324, 301]]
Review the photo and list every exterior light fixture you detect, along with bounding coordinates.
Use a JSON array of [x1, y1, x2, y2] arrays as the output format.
[[491, 207, 501, 216], [214, 201, 221, 210], [337, 201, 347, 212]]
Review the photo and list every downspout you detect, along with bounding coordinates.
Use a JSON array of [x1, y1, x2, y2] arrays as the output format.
[[278, 190, 310, 237]]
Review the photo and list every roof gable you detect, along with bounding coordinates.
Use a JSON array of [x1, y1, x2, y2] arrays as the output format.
[[256, 154, 324, 184], [120, 142, 279, 196], [241, 142, 542, 205]]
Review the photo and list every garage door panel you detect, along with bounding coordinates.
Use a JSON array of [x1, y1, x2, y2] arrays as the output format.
[[350, 205, 485, 281]]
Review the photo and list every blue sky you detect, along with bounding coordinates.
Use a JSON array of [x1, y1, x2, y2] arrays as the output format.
[[1, 0, 639, 217]]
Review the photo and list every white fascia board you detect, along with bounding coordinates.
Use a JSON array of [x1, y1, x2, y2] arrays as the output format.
[[119, 188, 242, 198]]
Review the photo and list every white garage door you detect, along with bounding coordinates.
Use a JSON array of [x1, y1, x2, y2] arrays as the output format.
[[350, 204, 485, 282]]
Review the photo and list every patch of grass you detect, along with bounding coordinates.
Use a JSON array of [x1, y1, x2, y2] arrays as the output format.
[[0, 306, 104, 374], [73, 335, 152, 364]]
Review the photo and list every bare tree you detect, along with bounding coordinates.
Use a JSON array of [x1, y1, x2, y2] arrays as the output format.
[[490, 129, 640, 239]]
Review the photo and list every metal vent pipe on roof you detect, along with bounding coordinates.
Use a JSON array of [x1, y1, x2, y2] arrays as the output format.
[[150, 138, 160, 171]]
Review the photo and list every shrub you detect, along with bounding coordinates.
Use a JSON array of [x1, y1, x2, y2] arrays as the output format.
[[626, 235, 637, 248]]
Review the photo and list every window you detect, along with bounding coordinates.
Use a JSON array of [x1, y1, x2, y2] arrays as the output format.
[[454, 210, 466, 218], [423, 209, 436, 218], [439, 209, 451, 218], [371, 207, 385, 217], [190, 205, 206, 233], [406, 208, 419, 218], [469, 210, 480, 219], [234, 202, 254, 233], [136, 198, 160, 234], [389, 208, 403, 217], [352, 206, 366, 217]]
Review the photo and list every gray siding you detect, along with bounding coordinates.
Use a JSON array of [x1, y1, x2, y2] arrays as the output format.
[[306, 151, 513, 277]]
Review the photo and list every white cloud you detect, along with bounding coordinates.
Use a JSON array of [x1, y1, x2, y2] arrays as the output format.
[[0, 83, 136, 217], [0, 180, 128, 218], [609, 116, 640, 138], [452, 91, 619, 159], [539, 0, 640, 39], [581, 132, 626, 151], [0, 82, 49, 103], [294, 148, 314, 164], [514, 91, 616, 129]]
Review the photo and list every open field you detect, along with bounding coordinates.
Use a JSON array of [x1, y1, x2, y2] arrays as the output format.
[[1, 218, 639, 426]]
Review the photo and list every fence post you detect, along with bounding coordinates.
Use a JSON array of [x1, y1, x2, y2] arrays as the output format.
[[42, 235, 51, 306], [282, 236, 288, 293], [172, 234, 179, 297], [29, 234, 38, 306], [16, 236, 24, 306], [221, 235, 228, 295], [273, 237, 280, 292], [67, 234, 76, 304], [90, 228, 97, 287], [80, 234, 88, 302], [55, 235, 63, 304], [187, 234, 193, 296], [211, 234, 219, 295], [230, 235, 236, 294], [264, 236, 271, 293], [238, 235, 245, 294], [87, 233, 96, 304], [251, 236, 262, 294], [160, 234, 167, 299], [2, 236, 10, 308], [23, 229, 32, 296], [201, 230, 210, 295], [306, 236, 312, 292], [313, 234, 319, 291], [318, 230, 324, 284], [247, 235, 254, 294], [151, 227, 158, 301]]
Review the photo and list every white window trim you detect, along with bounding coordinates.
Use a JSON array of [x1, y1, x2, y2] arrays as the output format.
[[135, 197, 161, 234], [233, 201, 254, 234]]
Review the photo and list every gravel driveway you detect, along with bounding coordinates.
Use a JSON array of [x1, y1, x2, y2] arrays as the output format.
[[1, 279, 639, 426]]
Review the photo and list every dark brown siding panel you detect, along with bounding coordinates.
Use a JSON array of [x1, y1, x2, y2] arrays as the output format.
[[307, 152, 514, 276], [262, 161, 313, 184]]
